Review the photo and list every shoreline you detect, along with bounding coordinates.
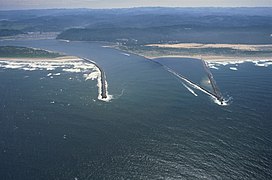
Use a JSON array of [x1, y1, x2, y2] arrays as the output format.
[[141, 54, 272, 63], [0, 56, 82, 62], [145, 43, 272, 51], [114, 44, 272, 63], [0, 55, 112, 102]]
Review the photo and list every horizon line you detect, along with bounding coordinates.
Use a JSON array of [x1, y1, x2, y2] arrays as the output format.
[[1, 6, 272, 11]]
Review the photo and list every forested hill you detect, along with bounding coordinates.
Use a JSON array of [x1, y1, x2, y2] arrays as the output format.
[[55, 7, 272, 44], [0, 46, 64, 58], [1, 7, 272, 44]]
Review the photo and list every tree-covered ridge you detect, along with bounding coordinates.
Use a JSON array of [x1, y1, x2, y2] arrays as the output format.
[[0, 46, 64, 58], [1, 8, 272, 44]]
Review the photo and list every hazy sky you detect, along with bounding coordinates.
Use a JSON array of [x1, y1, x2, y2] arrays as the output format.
[[1, 0, 272, 10]]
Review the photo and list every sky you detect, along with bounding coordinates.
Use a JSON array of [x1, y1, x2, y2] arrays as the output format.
[[0, 0, 272, 10]]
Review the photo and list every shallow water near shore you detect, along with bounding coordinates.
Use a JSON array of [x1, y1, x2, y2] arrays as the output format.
[[0, 40, 272, 179]]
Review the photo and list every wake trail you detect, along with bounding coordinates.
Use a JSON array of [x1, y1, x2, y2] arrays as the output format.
[[151, 59, 228, 106], [164, 66, 217, 98], [113, 89, 125, 100], [182, 82, 198, 96]]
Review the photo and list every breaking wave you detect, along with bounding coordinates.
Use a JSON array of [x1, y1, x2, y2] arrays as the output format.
[[212, 96, 232, 106], [229, 67, 238, 71], [0, 59, 112, 102], [207, 59, 272, 69]]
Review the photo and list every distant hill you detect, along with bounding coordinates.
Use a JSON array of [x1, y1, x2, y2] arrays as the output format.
[[57, 25, 272, 44], [1, 7, 272, 44]]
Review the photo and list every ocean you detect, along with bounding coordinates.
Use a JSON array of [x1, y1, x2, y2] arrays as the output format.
[[0, 40, 272, 179]]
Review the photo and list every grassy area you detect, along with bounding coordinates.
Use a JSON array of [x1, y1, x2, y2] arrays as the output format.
[[0, 46, 65, 58], [119, 44, 272, 58]]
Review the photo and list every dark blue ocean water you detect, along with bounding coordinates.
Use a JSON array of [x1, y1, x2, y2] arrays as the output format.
[[0, 40, 272, 179]]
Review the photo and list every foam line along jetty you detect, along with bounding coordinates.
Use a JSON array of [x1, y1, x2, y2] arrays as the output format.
[[82, 58, 107, 99]]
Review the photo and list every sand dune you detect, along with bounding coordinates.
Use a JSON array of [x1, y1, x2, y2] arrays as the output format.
[[145, 43, 272, 51]]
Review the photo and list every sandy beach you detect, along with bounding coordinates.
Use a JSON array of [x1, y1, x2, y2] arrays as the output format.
[[145, 43, 272, 51], [0, 56, 82, 62], [142, 54, 272, 62], [134, 43, 272, 63]]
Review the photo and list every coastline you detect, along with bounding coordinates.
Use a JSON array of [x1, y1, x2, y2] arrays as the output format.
[[0, 56, 82, 62], [145, 43, 272, 51], [0, 55, 112, 102], [141, 54, 272, 63], [114, 42, 272, 63]]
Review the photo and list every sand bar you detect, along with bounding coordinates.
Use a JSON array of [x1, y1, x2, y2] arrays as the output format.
[[145, 43, 272, 51], [142, 54, 272, 62], [0, 56, 82, 62]]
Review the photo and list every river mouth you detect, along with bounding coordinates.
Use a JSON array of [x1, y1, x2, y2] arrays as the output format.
[[0, 39, 272, 179]]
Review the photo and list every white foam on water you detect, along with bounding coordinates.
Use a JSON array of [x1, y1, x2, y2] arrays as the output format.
[[114, 89, 125, 100], [253, 60, 272, 67], [229, 67, 238, 71], [62, 68, 81, 73], [121, 52, 131, 56], [22, 67, 37, 71], [208, 60, 248, 66], [82, 65, 113, 102], [83, 68, 111, 101], [0, 59, 113, 102], [212, 96, 231, 106], [72, 62, 96, 70], [207, 63, 220, 70], [208, 59, 272, 68], [210, 65, 219, 70], [182, 82, 198, 96], [4, 64, 24, 69], [167, 68, 213, 96], [84, 71, 99, 80], [166, 66, 229, 106], [255, 63, 266, 67], [59, 40, 70, 43]]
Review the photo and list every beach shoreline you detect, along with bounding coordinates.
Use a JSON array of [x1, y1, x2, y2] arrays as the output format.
[[115, 42, 272, 63], [145, 43, 272, 51], [0, 56, 82, 62], [142, 54, 272, 62]]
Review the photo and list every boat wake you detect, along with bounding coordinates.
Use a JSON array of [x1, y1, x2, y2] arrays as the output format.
[[181, 82, 198, 96], [161, 63, 228, 106], [110, 89, 125, 100], [212, 96, 231, 106]]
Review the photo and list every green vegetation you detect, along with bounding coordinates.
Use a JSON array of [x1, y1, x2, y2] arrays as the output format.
[[0, 8, 271, 44], [0, 46, 64, 58], [0, 8, 271, 59], [57, 27, 173, 44], [118, 44, 272, 58], [0, 29, 25, 37]]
